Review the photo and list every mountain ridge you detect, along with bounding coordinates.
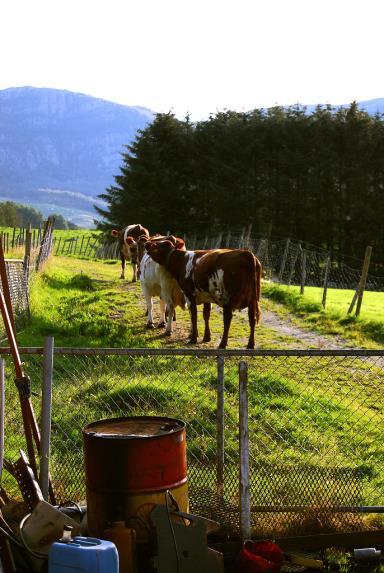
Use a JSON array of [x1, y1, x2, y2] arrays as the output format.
[[1, 87, 384, 227], [0, 86, 155, 226]]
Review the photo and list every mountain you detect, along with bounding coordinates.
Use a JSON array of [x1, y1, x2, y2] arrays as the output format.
[[0, 87, 154, 227], [300, 98, 384, 116]]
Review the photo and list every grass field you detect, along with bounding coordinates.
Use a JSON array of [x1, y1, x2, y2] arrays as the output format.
[[2, 255, 384, 571]]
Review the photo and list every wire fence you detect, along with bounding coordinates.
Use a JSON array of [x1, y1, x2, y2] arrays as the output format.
[[0, 219, 55, 336], [54, 231, 384, 307], [1, 347, 383, 539]]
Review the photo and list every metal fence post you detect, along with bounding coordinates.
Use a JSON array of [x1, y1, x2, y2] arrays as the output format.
[[40, 336, 54, 501], [239, 360, 251, 541], [216, 356, 225, 497]]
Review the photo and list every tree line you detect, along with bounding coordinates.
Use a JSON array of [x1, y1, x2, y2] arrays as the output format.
[[96, 103, 384, 270], [0, 201, 78, 230]]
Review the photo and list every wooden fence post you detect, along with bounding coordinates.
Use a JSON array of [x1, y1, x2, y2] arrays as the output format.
[[300, 248, 307, 295], [216, 356, 225, 498], [322, 254, 331, 309], [348, 246, 372, 316], [239, 360, 251, 541], [278, 238, 290, 284]]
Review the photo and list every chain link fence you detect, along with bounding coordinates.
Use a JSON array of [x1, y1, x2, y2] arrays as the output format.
[[1, 347, 383, 539]]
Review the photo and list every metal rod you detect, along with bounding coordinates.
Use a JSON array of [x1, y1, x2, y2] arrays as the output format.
[[0, 347, 383, 357], [216, 356, 225, 497], [40, 337, 54, 501], [250, 505, 384, 513], [239, 360, 251, 540]]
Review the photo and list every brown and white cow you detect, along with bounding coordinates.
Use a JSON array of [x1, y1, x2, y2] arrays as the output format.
[[145, 240, 262, 348], [139, 235, 186, 333], [111, 224, 149, 281]]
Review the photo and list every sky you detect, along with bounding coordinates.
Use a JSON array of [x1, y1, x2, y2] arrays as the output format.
[[1, 0, 384, 121]]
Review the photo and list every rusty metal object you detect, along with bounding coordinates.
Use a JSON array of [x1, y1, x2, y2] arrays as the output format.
[[3, 450, 44, 511], [83, 416, 188, 539]]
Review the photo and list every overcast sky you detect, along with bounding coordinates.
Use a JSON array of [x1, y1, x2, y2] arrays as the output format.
[[1, 0, 383, 120]]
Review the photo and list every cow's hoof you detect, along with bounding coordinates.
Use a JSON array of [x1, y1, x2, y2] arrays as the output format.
[[218, 342, 227, 349], [202, 335, 211, 343], [119, 276, 124, 280], [146, 323, 155, 329], [246, 343, 255, 349], [157, 321, 166, 328], [188, 338, 197, 344], [165, 330, 173, 336], [131, 278, 137, 283]]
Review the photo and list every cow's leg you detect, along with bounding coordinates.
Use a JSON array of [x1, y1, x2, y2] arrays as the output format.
[[219, 305, 233, 349], [131, 262, 137, 283], [202, 303, 211, 342], [247, 300, 256, 349], [143, 288, 155, 329], [120, 254, 125, 279], [188, 299, 198, 343], [157, 299, 166, 329], [165, 301, 175, 335]]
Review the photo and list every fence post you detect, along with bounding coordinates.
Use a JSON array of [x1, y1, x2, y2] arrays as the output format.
[[322, 254, 331, 309], [356, 246, 372, 317], [216, 356, 225, 498], [288, 242, 300, 286], [40, 336, 54, 501], [278, 238, 290, 284], [300, 248, 307, 295], [239, 360, 251, 541], [348, 246, 373, 316], [11, 227, 16, 248]]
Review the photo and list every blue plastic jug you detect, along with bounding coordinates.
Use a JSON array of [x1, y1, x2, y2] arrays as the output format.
[[48, 536, 119, 573]]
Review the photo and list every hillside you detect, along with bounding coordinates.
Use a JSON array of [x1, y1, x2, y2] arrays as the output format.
[[0, 87, 154, 226]]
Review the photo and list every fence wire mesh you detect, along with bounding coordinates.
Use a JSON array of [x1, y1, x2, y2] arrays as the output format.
[[1, 348, 383, 539]]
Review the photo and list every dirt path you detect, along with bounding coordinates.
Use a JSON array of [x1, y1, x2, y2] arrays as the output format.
[[117, 277, 354, 350]]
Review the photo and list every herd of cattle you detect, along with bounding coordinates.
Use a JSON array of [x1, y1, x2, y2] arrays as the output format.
[[111, 224, 262, 349]]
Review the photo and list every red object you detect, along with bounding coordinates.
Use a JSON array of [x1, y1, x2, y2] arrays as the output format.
[[83, 416, 187, 491], [236, 540, 284, 572]]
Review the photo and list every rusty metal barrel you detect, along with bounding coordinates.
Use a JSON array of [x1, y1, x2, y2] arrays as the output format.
[[82, 416, 188, 540]]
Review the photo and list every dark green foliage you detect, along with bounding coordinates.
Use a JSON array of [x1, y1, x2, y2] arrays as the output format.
[[98, 104, 384, 268]]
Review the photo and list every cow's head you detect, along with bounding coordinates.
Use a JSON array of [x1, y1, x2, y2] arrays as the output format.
[[145, 239, 175, 265]]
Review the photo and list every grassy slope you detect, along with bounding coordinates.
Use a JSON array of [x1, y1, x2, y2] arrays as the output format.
[[5, 256, 383, 549], [262, 282, 384, 348]]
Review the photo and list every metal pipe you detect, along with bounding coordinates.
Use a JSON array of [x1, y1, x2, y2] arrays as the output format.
[[39, 337, 54, 501], [216, 356, 225, 497], [239, 360, 251, 540], [251, 505, 384, 513]]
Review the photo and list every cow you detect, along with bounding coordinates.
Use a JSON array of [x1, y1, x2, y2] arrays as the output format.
[[144, 240, 262, 349], [140, 235, 186, 334], [111, 224, 149, 281]]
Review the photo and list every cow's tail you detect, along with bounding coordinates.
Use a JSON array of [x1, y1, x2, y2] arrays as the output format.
[[255, 257, 262, 325]]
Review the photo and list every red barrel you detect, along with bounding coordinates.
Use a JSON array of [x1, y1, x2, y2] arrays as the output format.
[[83, 416, 188, 540]]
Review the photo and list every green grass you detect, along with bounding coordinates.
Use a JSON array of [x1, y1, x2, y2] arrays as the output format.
[[262, 282, 384, 347], [3, 256, 384, 545]]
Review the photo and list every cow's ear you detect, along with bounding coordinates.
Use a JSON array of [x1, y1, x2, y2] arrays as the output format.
[[175, 238, 185, 250], [126, 236, 135, 245], [111, 229, 119, 237]]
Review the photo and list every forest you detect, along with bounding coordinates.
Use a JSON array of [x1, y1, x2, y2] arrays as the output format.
[[0, 201, 78, 229], [97, 102, 384, 269]]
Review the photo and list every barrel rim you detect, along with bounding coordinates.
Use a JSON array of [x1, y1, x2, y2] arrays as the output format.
[[82, 415, 186, 439]]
